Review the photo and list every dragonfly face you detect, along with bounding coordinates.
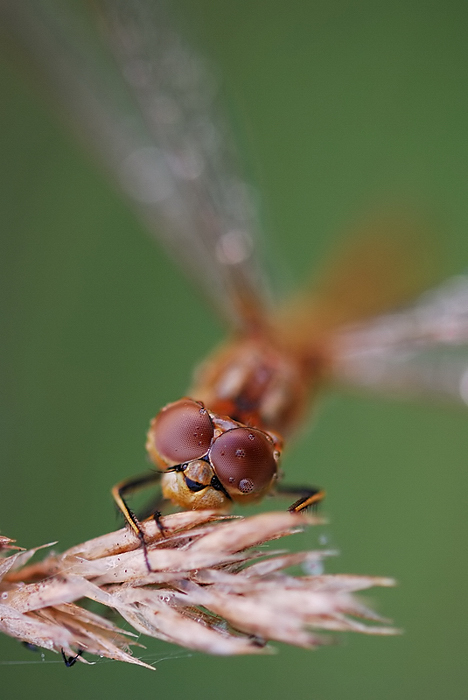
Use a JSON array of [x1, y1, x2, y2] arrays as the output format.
[[146, 398, 281, 510]]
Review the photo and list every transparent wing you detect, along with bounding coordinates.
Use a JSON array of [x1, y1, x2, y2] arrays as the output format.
[[331, 275, 468, 405], [0, 0, 270, 330]]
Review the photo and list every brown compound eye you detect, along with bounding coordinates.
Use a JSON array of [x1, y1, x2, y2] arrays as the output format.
[[210, 427, 277, 498], [149, 398, 214, 463]]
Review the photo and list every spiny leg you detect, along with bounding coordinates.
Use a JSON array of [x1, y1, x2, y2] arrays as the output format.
[[137, 491, 168, 524], [61, 649, 83, 667], [111, 471, 164, 571], [276, 483, 326, 513]]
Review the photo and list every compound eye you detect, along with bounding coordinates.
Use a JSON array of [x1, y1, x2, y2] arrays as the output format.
[[210, 428, 277, 497], [149, 398, 214, 463]]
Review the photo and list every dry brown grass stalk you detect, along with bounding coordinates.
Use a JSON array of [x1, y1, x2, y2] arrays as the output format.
[[0, 511, 398, 669]]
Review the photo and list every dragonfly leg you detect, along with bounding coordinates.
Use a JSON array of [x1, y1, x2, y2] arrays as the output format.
[[276, 483, 326, 513], [138, 493, 168, 537], [111, 471, 163, 571], [61, 649, 83, 667]]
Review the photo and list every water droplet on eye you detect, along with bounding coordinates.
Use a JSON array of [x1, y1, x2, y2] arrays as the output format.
[[228, 476, 235, 483], [235, 449, 246, 458], [239, 478, 255, 493], [1, 592, 8, 599], [248, 433, 255, 441]]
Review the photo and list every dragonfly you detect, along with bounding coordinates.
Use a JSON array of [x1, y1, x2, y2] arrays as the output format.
[[3, 1, 468, 563]]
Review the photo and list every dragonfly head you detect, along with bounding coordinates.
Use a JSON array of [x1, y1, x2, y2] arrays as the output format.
[[146, 398, 281, 509]]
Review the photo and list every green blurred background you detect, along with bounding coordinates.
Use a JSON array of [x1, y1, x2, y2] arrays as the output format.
[[1, 1, 468, 698]]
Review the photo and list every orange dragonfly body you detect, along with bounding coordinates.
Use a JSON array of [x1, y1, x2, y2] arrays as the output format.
[[115, 291, 330, 537], [4, 1, 468, 547], [146, 329, 324, 512]]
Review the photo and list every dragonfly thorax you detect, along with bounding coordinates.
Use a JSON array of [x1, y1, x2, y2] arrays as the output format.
[[191, 335, 324, 438]]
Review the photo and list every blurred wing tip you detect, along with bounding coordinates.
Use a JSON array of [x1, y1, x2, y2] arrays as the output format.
[[331, 273, 468, 405], [457, 366, 468, 405]]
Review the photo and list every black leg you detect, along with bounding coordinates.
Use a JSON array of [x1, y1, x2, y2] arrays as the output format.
[[61, 649, 83, 667], [137, 492, 167, 523], [275, 483, 326, 513], [152, 508, 168, 537], [111, 471, 163, 572]]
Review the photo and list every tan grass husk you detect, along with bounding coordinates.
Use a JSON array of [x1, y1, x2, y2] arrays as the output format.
[[0, 511, 398, 669]]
